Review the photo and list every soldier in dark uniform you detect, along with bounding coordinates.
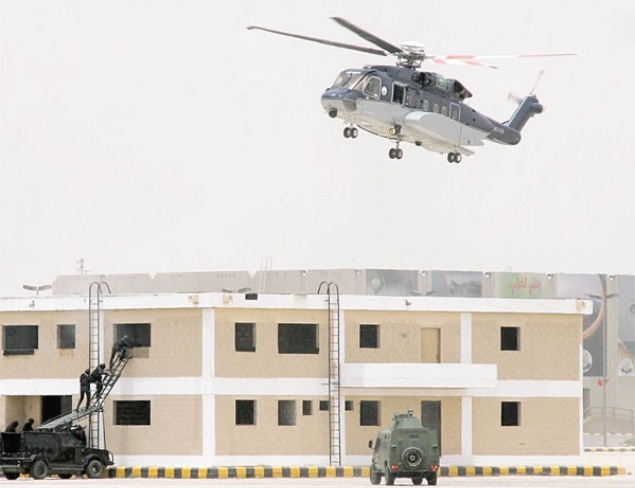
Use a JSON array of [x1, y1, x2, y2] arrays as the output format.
[[89, 363, 108, 396], [76, 368, 91, 410], [109, 335, 133, 370], [4, 421, 18, 432], [21, 418, 35, 432]]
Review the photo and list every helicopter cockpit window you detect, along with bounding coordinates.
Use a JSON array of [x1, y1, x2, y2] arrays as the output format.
[[331, 71, 365, 90], [435, 74, 446, 90], [363, 76, 382, 99]]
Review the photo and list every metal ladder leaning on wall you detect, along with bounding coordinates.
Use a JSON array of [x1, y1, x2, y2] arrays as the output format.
[[318, 281, 341, 466]]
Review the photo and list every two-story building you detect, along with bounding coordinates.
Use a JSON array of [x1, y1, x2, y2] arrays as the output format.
[[0, 290, 591, 466]]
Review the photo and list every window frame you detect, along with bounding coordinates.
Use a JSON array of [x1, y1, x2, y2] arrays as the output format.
[[57, 324, 76, 350], [359, 324, 380, 349], [235, 322, 256, 352], [501, 401, 521, 427], [3, 325, 39, 356], [114, 400, 151, 426], [278, 400, 297, 426], [500, 326, 520, 351], [278, 323, 319, 354], [235, 399, 256, 425], [360, 400, 381, 426]]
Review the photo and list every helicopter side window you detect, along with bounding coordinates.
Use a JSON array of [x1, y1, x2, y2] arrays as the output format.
[[392, 83, 406, 104], [363, 76, 382, 100], [441, 106, 448, 117], [433, 103, 440, 114], [422, 99, 430, 111], [435, 75, 446, 90]]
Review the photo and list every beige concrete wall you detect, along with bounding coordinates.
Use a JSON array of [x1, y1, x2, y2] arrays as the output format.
[[104, 309, 201, 378], [345, 311, 461, 364], [2, 396, 42, 430], [472, 314, 581, 380], [0, 311, 88, 379], [104, 395, 202, 456], [215, 395, 329, 455], [345, 396, 461, 456], [472, 397, 579, 455], [214, 309, 328, 378]]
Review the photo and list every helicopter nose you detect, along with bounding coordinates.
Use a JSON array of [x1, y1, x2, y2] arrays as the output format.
[[321, 88, 359, 114]]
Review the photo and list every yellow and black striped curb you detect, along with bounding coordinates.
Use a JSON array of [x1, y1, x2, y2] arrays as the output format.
[[585, 446, 635, 452], [106, 465, 627, 479]]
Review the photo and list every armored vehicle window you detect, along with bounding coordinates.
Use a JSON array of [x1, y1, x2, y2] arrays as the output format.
[[115, 323, 151, 347], [3, 325, 38, 355], [57, 324, 75, 349], [500, 326, 520, 351], [302, 400, 312, 416], [501, 401, 520, 426], [360, 400, 380, 426], [235, 322, 255, 352], [115, 400, 150, 425], [278, 323, 319, 354], [278, 400, 296, 426], [363, 76, 382, 99], [360, 324, 379, 348], [319, 400, 329, 411], [236, 400, 256, 425]]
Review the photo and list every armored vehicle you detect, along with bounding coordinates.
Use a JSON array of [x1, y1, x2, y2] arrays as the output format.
[[369, 410, 439, 485], [0, 427, 113, 479]]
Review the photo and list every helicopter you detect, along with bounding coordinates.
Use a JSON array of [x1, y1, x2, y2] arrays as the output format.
[[248, 18, 577, 163]]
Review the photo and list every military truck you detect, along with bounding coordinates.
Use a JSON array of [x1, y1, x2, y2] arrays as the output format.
[[0, 426, 113, 480], [368, 410, 439, 485]]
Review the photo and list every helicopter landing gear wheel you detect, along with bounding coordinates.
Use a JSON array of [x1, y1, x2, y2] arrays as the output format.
[[343, 127, 351, 138], [389, 147, 403, 160], [447, 152, 462, 163], [343, 127, 358, 139]]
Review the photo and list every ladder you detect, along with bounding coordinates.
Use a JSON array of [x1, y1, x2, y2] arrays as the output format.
[[318, 281, 341, 466], [37, 355, 129, 432], [88, 282, 110, 448], [258, 256, 272, 293]]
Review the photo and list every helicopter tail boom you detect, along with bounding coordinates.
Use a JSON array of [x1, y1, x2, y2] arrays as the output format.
[[505, 94, 544, 133]]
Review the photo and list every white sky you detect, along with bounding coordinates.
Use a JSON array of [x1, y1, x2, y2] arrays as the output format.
[[0, 0, 633, 297]]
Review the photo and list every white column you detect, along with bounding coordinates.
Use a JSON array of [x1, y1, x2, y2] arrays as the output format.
[[201, 308, 215, 461], [461, 396, 473, 462]]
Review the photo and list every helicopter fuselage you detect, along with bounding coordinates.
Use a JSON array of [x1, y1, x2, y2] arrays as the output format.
[[320, 65, 536, 160]]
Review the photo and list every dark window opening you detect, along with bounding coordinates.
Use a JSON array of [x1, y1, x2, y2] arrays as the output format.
[[235, 400, 255, 425], [115, 400, 151, 425], [278, 323, 319, 354], [392, 84, 405, 104], [57, 324, 75, 349], [360, 401, 380, 426], [501, 327, 520, 351], [278, 400, 296, 426], [3, 325, 38, 355], [345, 400, 354, 411], [302, 400, 312, 416], [235, 323, 255, 352], [319, 400, 330, 411], [501, 401, 520, 426], [360, 324, 379, 348], [115, 323, 151, 347]]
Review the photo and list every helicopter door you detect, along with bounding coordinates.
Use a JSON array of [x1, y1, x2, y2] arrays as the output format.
[[392, 83, 406, 105], [450, 103, 460, 121]]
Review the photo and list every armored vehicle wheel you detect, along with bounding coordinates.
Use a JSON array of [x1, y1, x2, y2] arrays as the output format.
[[385, 468, 396, 485], [58, 473, 73, 479], [427, 472, 438, 486], [31, 459, 49, 480], [3, 471, 19, 480], [402, 446, 423, 468], [85, 458, 104, 479], [370, 465, 381, 485], [412, 478, 423, 485]]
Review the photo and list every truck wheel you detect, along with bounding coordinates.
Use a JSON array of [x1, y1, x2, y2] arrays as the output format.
[[370, 465, 381, 485], [412, 478, 423, 485], [402, 447, 424, 468], [31, 460, 49, 480], [58, 473, 73, 479], [3, 471, 19, 480], [385, 469, 396, 486], [85, 459, 104, 479], [427, 472, 438, 486]]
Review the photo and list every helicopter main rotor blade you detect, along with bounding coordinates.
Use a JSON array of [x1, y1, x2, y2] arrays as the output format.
[[429, 52, 580, 69], [331, 17, 403, 54], [247, 26, 388, 57]]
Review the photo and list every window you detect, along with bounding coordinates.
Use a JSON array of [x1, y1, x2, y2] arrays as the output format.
[[345, 400, 354, 411], [433, 103, 440, 113], [3, 325, 38, 355], [235, 400, 256, 425], [278, 323, 319, 354], [360, 324, 379, 348], [501, 401, 520, 426], [114, 400, 151, 425], [501, 327, 520, 351], [302, 400, 312, 416], [392, 84, 405, 104], [441, 106, 448, 116], [57, 324, 75, 349], [422, 99, 430, 111], [115, 323, 151, 347], [278, 400, 296, 426], [363, 76, 382, 99], [360, 400, 380, 426], [319, 400, 330, 411], [235, 323, 255, 352]]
